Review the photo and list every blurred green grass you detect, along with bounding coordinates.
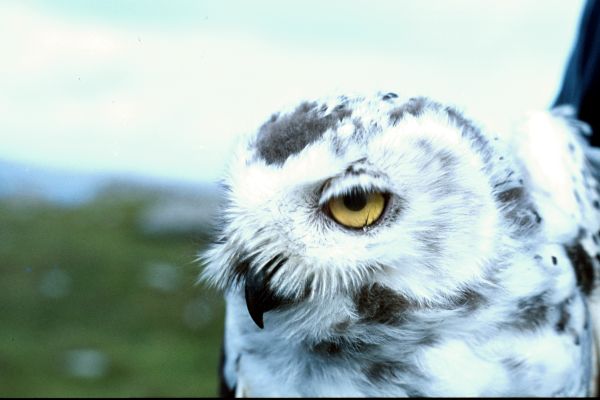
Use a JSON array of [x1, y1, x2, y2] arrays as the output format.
[[0, 188, 224, 396]]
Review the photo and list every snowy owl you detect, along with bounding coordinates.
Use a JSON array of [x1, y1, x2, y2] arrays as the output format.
[[201, 93, 599, 397]]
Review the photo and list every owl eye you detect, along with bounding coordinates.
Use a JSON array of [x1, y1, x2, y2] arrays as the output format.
[[327, 189, 386, 228]]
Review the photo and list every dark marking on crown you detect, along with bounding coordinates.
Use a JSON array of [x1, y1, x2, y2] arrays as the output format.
[[445, 106, 476, 133], [255, 101, 352, 166], [437, 150, 458, 169], [345, 159, 371, 177], [351, 118, 367, 141], [381, 92, 399, 101], [416, 139, 434, 153], [445, 106, 492, 161], [389, 96, 429, 125], [508, 293, 549, 330], [564, 243, 595, 295], [389, 97, 492, 166], [346, 167, 367, 176], [330, 135, 346, 156], [355, 283, 410, 325]]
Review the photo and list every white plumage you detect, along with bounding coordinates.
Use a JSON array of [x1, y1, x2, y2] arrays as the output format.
[[202, 93, 599, 397]]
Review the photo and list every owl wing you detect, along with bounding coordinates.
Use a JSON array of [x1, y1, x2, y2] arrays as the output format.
[[511, 107, 600, 395]]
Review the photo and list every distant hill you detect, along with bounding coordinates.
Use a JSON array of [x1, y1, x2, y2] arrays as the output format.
[[0, 159, 217, 203], [0, 159, 221, 236], [0, 159, 109, 205]]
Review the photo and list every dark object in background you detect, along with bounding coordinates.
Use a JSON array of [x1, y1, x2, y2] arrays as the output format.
[[556, 5, 600, 397], [555, 0, 600, 145]]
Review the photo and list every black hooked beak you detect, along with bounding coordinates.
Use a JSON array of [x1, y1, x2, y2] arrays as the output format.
[[243, 257, 287, 329]]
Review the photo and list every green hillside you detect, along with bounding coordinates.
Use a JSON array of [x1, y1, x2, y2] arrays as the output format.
[[0, 187, 224, 397]]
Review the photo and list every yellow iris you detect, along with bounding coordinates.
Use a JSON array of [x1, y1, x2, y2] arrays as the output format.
[[328, 190, 386, 228]]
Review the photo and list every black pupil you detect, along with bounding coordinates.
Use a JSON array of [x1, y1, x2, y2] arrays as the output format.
[[343, 191, 368, 211]]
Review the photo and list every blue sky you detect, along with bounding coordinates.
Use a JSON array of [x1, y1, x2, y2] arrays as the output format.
[[0, 0, 586, 183]]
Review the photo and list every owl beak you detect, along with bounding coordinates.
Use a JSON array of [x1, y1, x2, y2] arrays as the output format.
[[244, 269, 282, 329]]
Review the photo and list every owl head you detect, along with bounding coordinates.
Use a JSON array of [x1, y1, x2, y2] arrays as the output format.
[[202, 93, 531, 328]]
